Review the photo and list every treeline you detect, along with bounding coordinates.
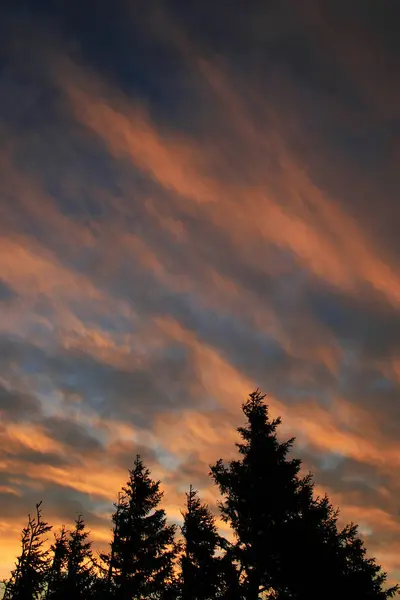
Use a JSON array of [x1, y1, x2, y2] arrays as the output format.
[[2, 390, 399, 599]]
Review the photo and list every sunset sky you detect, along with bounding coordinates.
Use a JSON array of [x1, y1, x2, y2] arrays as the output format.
[[1, 0, 400, 587]]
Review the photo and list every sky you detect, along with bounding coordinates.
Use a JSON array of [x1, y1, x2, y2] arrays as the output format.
[[1, 0, 400, 587]]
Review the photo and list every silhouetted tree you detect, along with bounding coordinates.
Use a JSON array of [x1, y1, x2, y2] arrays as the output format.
[[46, 516, 96, 600], [210, 390, 306, 598], [213, 542, 242, 600], [219, 544, 243, 600], [46, 526, 68, 599], [93, 493, 124, 600], [105, 456, 178, 600], [65, 515, 96, 598], [180, 486, 222, 599], [277, 487, 399, 599], [337, 521, 398, 599], [210, 389, 398, 599], [4, 502, 52, 600]]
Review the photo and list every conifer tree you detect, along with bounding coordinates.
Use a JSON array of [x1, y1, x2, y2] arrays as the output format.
[[92, 493, 124, 600], [180, 486, 222, 600], [46, 526, 69, 600], [337, 521, 398, 599], [210, 389, 398, 600], [217, 544, 243, 600], [65, 514, 96, 598], [106, 456, 178, 600], [46, 516, 96, 600], [210, 390, 305, 599], [4, 502, 52, 600], [278, 488, 399, 599]]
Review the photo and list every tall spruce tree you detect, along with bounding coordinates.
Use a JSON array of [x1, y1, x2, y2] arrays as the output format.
[[210, 390, 305, 599], [210, 389, 398, 600], [180, 486, 222, 600], [4, 502, 52, 600], [106, 456, 178, 600]]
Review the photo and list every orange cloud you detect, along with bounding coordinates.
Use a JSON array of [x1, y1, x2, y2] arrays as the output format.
[[57, 58, 400, 311]]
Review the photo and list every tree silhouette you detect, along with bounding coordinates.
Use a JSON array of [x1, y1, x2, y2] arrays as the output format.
[[210, 390, 305, 598], [46, 526, 69, 600], [46, 516, 97, 600], [105, 456, 178, 600], [277, 487, 399, 599], [216, 543, 243, 600], [180, 485, 222, 599], [337, 521, 399, 599], [3, 502, 52, 600], [64, 515, 96, 598], [210, 389, 399, 599]]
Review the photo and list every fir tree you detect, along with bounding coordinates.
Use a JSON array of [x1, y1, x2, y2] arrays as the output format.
[[210, 389, 399, 599], [337, 521, 399, 599], [180, 486, 222, 600], [217, 543, 243, 600], [65, 515, 96, 598], [4, 502, 52, 600], [210, 390, 305, 599], [90, 493, 123, 600], [106, 456, 178, 600], [46, 516, 97, 600], [46, 526, 69, 600], [278, 488, 399, 599]]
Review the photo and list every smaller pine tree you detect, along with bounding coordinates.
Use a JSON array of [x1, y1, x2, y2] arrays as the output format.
[[338, 522, 399, 599], [4, 502, 52, 600], [46, 516, 97, 600], [65, 514, 96, 598], [46, 526, 69, 599], [278, 488, 399, 599], [180, 486, 222, 600], [106, 456, 178, 600], [217, 544, 243, 600]]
